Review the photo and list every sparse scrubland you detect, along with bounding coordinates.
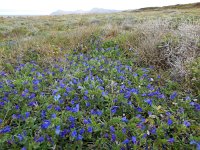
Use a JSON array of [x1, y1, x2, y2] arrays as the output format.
[[0, 4, 200, 149]]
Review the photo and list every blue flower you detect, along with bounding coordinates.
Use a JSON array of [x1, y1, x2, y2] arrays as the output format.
[[122, 116, 128, 122], [54, 94, 61, 101], [168, 138, 174, 143], [72, 104, 79, 112], [71, 130, 77, 138], [96, 110, 103, 116], [83, 118, 91, 124], [69, 116, 76, 122], [122, 128, 126, 134], [86, 102, 90, 107], [55, 105, 61, 111], [185, 96, 191, 101], [150, 127, 157, 134], [122, 139, 130, 144], [55, 125, 61, 135], [168, 119, 173, 126], [32, 79, 39, 85], [124, 91, 131, 99], [25, 112, 30, 118], [41, 110, 46, 119], [21, 147, 27, 150], [102, 91, 107, 97], [111, 106, 118, 114], [51, 114, 56, 118], [77, 134, 83, 140], [144, 99, 152, 106], [35, 136, 44, 143], [47, 104, 53, 110], [0, 126, 11, 134], [132, 136, 137, 144], [130, 88, 138, 94], [17, 134, 24, 141], [41, 120, 51, 129], [79, 128, 85, 135], [170, 92, 177, 100], [183, 120, 191, 127], [0, 119, 2, 124], [111, 134, 116, 142], [190, 140, 200, 150], [87, 126, 93, 133], [110, 126, 115, 133]]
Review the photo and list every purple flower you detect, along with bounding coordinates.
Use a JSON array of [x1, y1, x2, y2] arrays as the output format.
[[86, 102, 90, 107], [54, 95, 61, 101], [111, 106, 118, 114], [69, 116, 75, 122], [0, 126, 11, 134], [15, 105, 20, 110], [41, 120, 51, 129], [168, 119, 173, 126], [87, 126, 93, 133], [79, 128, 85, 135], [122, 139, 130, 144], [0, 119, 2, 124], [60, 129, 68, 138], [111, 134, 116, 141], [110, 126, 115, 133], [77, 134, 83, 140], [185, 96, 191, 101], [17, 134, 23, 141], [51, 114, 56, 118], [124, 91, 131, 99], [71, 130, 77, 138], [96, 110, 103, 116], [122, 128, 126, 134], [29, 93, 36, 99], [25, 112, 30, 118], [72, 104, 79, 112], [21, 147, 26, 150], [183, 120, 191, 127], [144, 99, 152, 106], [55, 105, 61, 111], [170, 92, 177, 100], [55, 125, 61, 135], [28, 101, 38, 107], [83, 118, 91, 124], [102, 91, 107, 97], [130, 88, 138, 94], [122, 116, 128, 122], [41, 110, 46, 118], [47, 104, 53, 110], [132, 136, 137, 144], [168, 138, 174, 143], [35, 136, 44, 143], [32, 79, 39, 85]]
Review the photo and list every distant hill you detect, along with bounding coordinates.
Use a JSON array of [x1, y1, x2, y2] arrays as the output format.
[[127, 2, 200, 12], [51, 8, 121, 15]]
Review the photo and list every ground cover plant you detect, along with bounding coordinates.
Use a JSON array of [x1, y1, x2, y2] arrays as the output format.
[[0, 40, 200, 149], [0, 3, 200, 150]]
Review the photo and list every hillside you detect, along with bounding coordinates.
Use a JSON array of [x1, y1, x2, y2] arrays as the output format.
[[51, 8, 120, 15], [128, 2, 200, 12], [0, 2, 200, 150]]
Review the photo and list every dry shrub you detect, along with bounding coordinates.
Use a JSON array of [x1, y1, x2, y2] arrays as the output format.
[[101, 24, 120, 40], [122, 18, 200, 78]]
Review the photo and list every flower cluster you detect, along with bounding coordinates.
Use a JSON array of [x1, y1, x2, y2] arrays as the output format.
[[0, 43, 199, 149]]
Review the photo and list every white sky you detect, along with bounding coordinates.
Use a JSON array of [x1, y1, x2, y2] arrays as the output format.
[[0, 0, 199, 15]]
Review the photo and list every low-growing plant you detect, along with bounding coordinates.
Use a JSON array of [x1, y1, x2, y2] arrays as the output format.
[[0, 43, 199, 149]]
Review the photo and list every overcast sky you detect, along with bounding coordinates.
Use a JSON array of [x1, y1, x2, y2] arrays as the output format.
[[0, 0, 199, 15]]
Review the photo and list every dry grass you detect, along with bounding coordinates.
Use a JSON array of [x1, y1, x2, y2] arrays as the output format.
[[0, 8, 200, 82]]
